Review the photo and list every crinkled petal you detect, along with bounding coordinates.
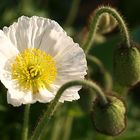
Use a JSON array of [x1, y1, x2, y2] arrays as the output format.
[[35, 88, 55, 103], [0, 30, 19, 68], [55, 44, 87, 84], [3, 16, 64, 52], [40, 28, 87, 83], [60, 92, 80, 102], [7, 89, 35, 107], [37, 21, 87, 102], [7, 91, 23, 107], [50, 84, 81, 102]]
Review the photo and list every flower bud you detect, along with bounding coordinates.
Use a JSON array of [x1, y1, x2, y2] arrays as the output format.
[[113, 41, 140, 86], [98, 13, 117, 34], [91, 95, 126, 136]]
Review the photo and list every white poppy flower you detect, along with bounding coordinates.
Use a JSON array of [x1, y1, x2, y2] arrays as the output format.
[[0, 16, 87, 106]]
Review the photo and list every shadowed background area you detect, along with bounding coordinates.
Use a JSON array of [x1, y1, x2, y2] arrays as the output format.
[[0, 0, 140, 140]]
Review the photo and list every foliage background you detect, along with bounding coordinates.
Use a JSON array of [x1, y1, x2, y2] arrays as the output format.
[[0, 0, 140, 140]]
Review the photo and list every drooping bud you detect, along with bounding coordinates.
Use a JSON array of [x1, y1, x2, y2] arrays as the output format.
[[91, 95, 126, 136], [98, 13, 117, 34], [113, 41, 140, 86]]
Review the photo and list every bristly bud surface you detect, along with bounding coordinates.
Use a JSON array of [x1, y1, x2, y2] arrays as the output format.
[[91, 95, 127, 136], [113, 41, 140, 86]]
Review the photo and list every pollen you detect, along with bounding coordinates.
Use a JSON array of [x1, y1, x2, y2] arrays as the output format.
[[11, 48, 57, 93]]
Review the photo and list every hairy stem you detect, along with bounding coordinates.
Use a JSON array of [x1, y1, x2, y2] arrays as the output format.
[[62, 115, 74, 140], [22, 104, 30, 140], [31, 80, 108, 140], [82, 6, 130, 54]]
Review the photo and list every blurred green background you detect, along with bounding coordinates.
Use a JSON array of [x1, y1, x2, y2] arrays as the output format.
[[1, 0, 140, 140]]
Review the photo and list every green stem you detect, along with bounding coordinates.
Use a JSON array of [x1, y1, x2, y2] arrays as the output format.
[[39, 103, 62, 140], [31, 80, 108, 140], [50, 116, 64, 140], [62, 115, 74, 140], [82, 6, 130, 54], [22, 104, 30, 140]]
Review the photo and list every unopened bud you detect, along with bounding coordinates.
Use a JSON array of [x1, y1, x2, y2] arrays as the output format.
[[113, 41, 140, 86], [98, 13, 117, 34], [91, 95, 126, 136]]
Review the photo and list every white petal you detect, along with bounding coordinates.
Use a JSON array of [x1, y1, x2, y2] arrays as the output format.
[[22, 92, 35, 104], [39, 29, 68, 57], [59, 92, 80, 102], [3, 16, 64, 52], [34, 88, 54, 103], [0, 30, 19, 68], [40, 28, 87, 84], [7, 89, 25, 107], [38, 21, 87, 102], [50, 84, 81, 102], [0, 59, 18, 89], [7, 89, 35, 107], [7, 91, 22, 107], [55, 45, 87, 84]]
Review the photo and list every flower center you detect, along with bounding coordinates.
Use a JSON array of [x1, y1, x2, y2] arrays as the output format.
[[11, 48, 57, 93]]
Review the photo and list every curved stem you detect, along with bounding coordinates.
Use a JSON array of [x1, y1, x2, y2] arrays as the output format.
[[31, 80, 108, 140], [82, 6, 130, 54], [22, 104, 30, 140]]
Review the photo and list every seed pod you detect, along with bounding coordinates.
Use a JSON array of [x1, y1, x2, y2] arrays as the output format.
[[91, 95, 126, 136], [113, 41, 140, 86]]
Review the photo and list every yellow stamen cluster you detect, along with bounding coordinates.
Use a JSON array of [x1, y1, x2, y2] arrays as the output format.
[[12, 48, 57, 93]]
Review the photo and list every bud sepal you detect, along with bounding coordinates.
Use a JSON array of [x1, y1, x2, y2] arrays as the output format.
[[114, 41, 140, 86], [91, 95, 127, 136]]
